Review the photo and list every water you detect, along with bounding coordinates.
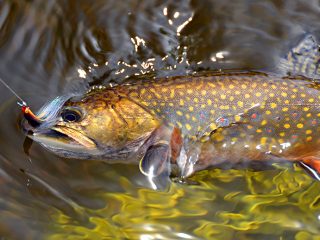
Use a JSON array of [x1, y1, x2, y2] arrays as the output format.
[[0, 0, 320, 239]]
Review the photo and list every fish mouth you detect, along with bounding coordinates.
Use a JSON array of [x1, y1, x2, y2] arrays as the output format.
[[28, 126, 100, 157]]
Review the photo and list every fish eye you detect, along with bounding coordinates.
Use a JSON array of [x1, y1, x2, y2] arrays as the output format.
[[61, 108, 82, 123]]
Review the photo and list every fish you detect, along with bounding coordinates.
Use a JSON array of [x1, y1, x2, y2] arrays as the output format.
[[21, 34, 320, 182]]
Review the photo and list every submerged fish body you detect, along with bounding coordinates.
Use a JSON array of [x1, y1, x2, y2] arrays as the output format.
[[23, 71, 320, 178], [21, 35, 320, 180]]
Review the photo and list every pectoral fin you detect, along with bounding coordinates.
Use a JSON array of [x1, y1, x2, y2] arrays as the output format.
[[139, 141, 170, 178], [299, 156, 320, 181]]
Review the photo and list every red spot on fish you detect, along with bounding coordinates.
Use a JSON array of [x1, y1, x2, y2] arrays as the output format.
[[200, 113, 205, 119], [312, 119, 317, 126], [291, 134, 298, 139], [292, 112, 298, 118], [266, 128, 272, 133], [219, 118, 225, 123], [251, 113, 257, 119]]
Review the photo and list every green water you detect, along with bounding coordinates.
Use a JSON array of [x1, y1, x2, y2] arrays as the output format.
[[0, 0, 319, 239]]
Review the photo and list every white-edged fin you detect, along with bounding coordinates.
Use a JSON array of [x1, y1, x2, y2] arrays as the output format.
[[139, 141, 170, 178], [278, 34, 320, 79]]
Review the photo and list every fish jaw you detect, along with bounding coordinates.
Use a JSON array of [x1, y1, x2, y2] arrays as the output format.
[[28, 126, 102, 159]]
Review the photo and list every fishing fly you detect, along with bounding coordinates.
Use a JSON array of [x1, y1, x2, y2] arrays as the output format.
[[0, 77, 42, 127]]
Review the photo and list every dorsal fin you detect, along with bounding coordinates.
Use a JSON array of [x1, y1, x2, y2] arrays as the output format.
[[279, 34, 320, 79]]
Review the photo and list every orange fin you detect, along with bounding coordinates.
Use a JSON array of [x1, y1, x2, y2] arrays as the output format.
[[299, 157, 320, 181]]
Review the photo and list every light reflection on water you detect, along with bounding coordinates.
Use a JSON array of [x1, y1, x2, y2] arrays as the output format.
[[0, 0, 320, 239]]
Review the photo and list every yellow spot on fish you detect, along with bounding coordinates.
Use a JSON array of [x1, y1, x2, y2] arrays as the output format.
[[306, 136, 313, 142], [293, 88, 298, 93], [234, 115, 241, 121], [301, 93, 306, 98], [256, 92, 262, 97], [270, 103, 277, 109], [186, 113, 190, 119], [282, 107, 288, 112], [229, 96, 234, 101], [237, 101, 244, 107], [306, 130, 312, 135], [161, 88, 168, 93], [303, 107, 309, 112], [177, 122, 182, 128], [210, 123, 217, 130], [201, 90, 207, 95], [215, 133, 225, 142], [176, 111, 183, 116], [284, 123, 290, 129], [241, 84, 247, 89], [170, 89, 175, 98], [207, 99, 212, 105], [269, 93, 275, 97], [281, 92, 287, 97], [229, 84, 235, 89], [210, 110, 215, 115], [245, 94, 250, 98], [169, 103, 174, 107], [130, 92, 139, 97], [187, 89, 193, 94], [235, 90, 241, 95], [297, 123, 304, 129], [192, 116, 197, 122], [261, 120, 267, 126], [190, 136, 197, 141], [271, 85, 276, 89], [185, 124, 192, 131], [279, 132, 285, 137], [260, 137, 268, 145], [309, 98, 315, 103], [231, 137, 238, 142], [221, 94, 226, 100], [284, 100, 290, 104], [189, 106, 194, 112], [306, 113, 312, 118], [266, 110, 271, 115], [194, 97, 199, 103], [140, 89, 146, 95], [256, 129, 262, 133]]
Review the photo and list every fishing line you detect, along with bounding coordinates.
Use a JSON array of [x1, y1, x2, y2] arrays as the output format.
[[0, 77, 27, 106]]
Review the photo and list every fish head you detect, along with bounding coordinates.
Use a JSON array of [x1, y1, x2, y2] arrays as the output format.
[[22, 88, 160, 159]]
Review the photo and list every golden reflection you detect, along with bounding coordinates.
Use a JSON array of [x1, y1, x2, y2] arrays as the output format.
[[46, 165, 320, 239]]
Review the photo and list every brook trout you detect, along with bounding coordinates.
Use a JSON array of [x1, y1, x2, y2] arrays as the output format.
[[21, 35, 320, 181]]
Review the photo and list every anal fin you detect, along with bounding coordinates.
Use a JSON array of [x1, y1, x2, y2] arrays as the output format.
[[299, 156, 320, 181]]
